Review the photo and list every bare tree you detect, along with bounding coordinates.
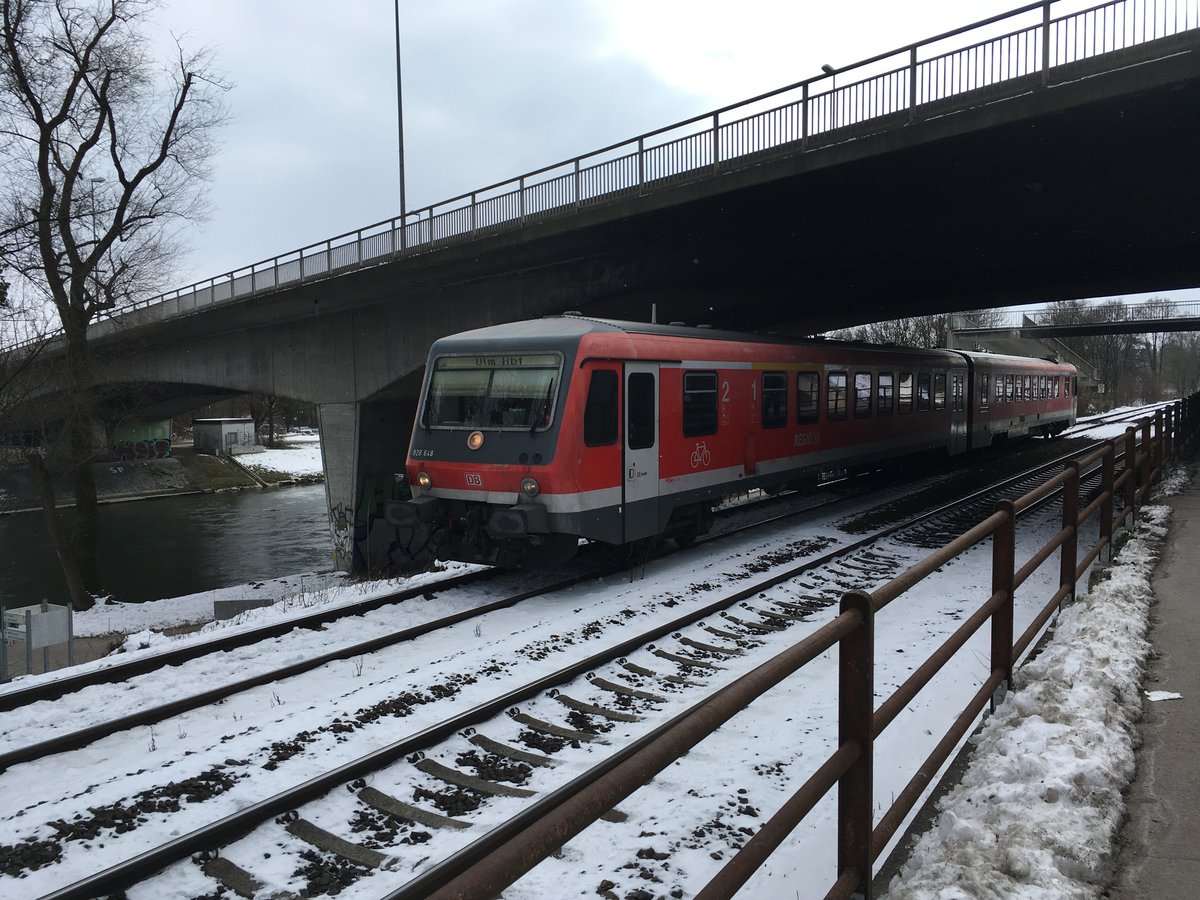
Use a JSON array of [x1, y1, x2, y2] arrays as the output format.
[[0, 0, 228, 608]]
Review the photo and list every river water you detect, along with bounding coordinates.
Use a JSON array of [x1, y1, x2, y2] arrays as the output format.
[[0, 484, 331, 605]]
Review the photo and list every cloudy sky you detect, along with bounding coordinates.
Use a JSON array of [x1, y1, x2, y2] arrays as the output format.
[[143, 0, 1193, 306]]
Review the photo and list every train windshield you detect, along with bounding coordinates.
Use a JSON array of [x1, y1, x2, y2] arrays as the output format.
[[424, 352, 563, 431]]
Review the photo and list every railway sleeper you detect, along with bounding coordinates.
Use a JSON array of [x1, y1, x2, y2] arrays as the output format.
[[619, 660, 659, 678], [357, 786, 470, 830], [285, 817, 398, 870], [721, 613, 785, 633], [468, 733, 556, 767], [744, 605, 803, 623], [555, 693, 642, 722], [413, 757, 627, 823], [509, 711, 606, 743], [677, 636, 744, 657], [770, 598, 828, 616], [415, 758, 536, 798], [702, 624, 763, 645], [653, 648, 722, 669], [201, 856, 284, 900], [588, 675, 668, 703]]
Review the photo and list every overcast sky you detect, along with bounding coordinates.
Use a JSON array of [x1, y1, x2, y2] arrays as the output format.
[[145, 0, 1196, 306]]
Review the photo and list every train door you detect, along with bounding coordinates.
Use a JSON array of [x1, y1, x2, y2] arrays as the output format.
[[623, 363, 660, 542]]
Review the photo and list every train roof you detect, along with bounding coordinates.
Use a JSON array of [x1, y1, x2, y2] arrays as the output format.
[[430, 315, 1075, 370]]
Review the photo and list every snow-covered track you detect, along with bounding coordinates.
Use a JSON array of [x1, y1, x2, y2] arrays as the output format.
[[0, 568, 498, 712], [20, 443, 1115, 899]]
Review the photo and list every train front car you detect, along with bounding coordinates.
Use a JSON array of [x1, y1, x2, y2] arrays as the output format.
[[385, 317, 604, 568]]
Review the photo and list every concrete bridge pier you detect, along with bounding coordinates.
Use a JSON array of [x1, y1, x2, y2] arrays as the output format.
[[317, 397, 418, 574]]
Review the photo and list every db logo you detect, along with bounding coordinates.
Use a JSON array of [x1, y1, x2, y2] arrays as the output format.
[[465, 473, 483, 486]]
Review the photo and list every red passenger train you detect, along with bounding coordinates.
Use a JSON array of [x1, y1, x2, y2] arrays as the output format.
[[385, 316, 1077, 567]]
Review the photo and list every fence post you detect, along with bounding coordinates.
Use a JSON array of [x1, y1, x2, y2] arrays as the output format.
[[519, 176, 526, 225], [1060, 461, 1080, 606], [1101, 445, 1115, 563], [1165, 405, 1175, 464], [471, 193, 477, 237], [574, 160, 581, 212], [1154, 409, 1165, 480], [1140, 418, 1152, 505], [637, 137, 645, 190], [908, 46, 918, 122], [991, 501, 1016, 709], [1124, 426, 1138, 527], [838, 589, 875, 900]]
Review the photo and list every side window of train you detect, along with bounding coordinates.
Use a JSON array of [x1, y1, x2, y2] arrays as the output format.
[[952, 374, 963, 411], [854, 373, 872, 418], [583, 370, 619, 447], [934, 373, 947, 410], [762, 372, 788, 428], [1005, 373, 1015, 402], [682, 371, 719, 437], [898, 372, 914, 414], [878, 372, 894, 416], [797, 372, 820, 424], [917, 373, 931, 412], [995, 374, 1004, 404], [828, 372, 848, 421], [628, 372, 656, 450], [980, 372, 990, 408]]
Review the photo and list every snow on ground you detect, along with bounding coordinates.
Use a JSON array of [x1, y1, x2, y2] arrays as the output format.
[[0, 417, 1186, 898], [240, 434, 324, 478], [883, 467, 1191, 899]]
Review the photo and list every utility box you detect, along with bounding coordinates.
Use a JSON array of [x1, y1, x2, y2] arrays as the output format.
[[2, 602, 74, 681], [193, 417, 262, 456]]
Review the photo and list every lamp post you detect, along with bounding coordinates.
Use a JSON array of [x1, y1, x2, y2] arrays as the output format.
[[821, 64, 837, 129], [394, 0, 407, 252]]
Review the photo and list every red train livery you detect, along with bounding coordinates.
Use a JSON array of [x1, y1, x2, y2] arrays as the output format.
[[385, 316, 1077, 566]]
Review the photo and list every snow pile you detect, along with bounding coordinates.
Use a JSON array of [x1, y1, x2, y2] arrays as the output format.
[[241, 439, 323, 478], [884, 499, 1175, 899]]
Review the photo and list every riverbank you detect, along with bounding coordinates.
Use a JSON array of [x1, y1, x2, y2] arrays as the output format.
[[0, 439, 323, 514]]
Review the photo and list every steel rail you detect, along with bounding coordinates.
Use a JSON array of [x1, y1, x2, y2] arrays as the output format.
[[0, 567, 495, 712]]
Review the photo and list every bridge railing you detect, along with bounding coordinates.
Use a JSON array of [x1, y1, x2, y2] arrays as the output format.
[[68, 0, 1199, 342], [954, 298, 1200, 331]]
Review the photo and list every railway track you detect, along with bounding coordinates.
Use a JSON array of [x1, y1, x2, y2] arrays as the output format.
[[1, 439, 1119, 899]]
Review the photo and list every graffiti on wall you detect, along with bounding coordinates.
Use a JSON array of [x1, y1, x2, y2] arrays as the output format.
[[114, 439, 172, 461], [329, 502, 353, 571]]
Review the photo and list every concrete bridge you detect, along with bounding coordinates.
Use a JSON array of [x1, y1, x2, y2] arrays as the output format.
[[28, 0, 1200, 571]]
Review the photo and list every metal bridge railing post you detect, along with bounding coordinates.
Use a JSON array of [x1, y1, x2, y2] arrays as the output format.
[[908, 47, 918, 122], [1060, 461, 1080, 607], [991, 500, 1016, 708], [712, 112, 720, 170], [802, 81, 809, 149], [1041, 0, 1052, 85], [519, 176, 526, 225], [573, 160, 581, 212], [637, 137, 645, 191], [838, 589, 875, 900]]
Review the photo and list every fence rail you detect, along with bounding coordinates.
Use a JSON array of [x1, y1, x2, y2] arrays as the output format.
[[31, 0, 1192, 350], [955, 298, 1200, 331], [420, 396, 1199, 899]]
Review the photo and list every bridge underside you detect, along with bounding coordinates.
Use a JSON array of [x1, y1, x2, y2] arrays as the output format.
[[50, 38, 1200, 574]]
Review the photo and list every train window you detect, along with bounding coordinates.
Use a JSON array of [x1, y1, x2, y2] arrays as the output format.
[[934, 373, 947, 410], [917, 373, 931, 412], [1055, 376, 1061, 398], [762, 372, 788, 428], [1005, 374, 1015, 402], [878, 372, 894, 416], [628, 372, 656, 450], [682, 371, 718, 437], [898, 372, 913, 414], [854, 373, 872, 418], [996, 374, 1005, 404], [425, 353, 562, 431], [953, 374, 965, 411], [583, 370, 618, 447], [797, 372, 820, 424], [980, 373, 990, 408], [828, 372, 848, 421]]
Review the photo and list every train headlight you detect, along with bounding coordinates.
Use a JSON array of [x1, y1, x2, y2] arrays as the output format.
[[417, 471, 432, 489], [519, 476, 540, 498], [467, 430, 485, 450]]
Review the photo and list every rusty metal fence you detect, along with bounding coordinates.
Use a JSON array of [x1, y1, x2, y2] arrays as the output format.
[[417, 396, 1199, 900], [35, 0, 1196, 350]]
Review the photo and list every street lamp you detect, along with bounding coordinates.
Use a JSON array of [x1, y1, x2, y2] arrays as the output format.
[[393, 0, 407, 252]]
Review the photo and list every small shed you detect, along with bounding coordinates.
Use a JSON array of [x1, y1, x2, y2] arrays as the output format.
[[193, 418, 262, 456]]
